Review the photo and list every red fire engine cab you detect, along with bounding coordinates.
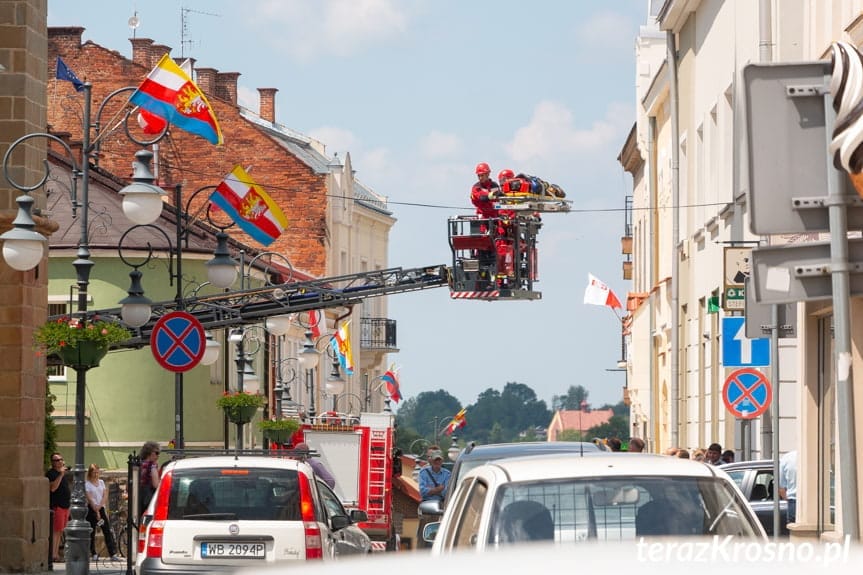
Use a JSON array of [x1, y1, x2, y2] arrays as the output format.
[[448, 190, 571, 301], [290, 411, 397, 552]]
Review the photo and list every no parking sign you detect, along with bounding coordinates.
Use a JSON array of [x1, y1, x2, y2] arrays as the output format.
[[150, 311, 206, 372], [722, 368, 772, 419]]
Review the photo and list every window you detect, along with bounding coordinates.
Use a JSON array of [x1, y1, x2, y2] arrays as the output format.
[[47, 301, 69, 380], [167, 468, 301, 521], [453, 479, 488, 549]]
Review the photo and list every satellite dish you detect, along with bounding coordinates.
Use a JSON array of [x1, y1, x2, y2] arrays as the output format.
[[128, 15, 140, 30]]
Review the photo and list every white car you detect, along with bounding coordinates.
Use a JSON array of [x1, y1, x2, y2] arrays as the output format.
[[136, 455, 370, 575], [425, 453, 766, 553]]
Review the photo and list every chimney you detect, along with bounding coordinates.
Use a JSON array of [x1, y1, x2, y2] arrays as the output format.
[[195, 68, 217, 97], [215, 72, 241, 106], [130, 38, 154, 68], [48, 27, 84, 52], [258, 88, 278, 123], [150, 44, 172, 68]]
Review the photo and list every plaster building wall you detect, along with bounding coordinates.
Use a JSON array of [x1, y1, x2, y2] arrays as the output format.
[[628, 0, 863, 539]]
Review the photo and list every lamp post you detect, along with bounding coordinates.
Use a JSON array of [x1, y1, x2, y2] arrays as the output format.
[[228, 326, 264, 450], [0, 83, 169, 575], [117, 151, 238, 449], [274, 356, 302, 419], [298, 329, 321, 418], [325, 352, 345, 412]]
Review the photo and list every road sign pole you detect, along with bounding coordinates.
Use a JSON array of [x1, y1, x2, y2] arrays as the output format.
[[771, 303, 781, 539], [826, 102, 860, 541]]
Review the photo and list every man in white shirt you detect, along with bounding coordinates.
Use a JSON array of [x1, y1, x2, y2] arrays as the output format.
[[779, 450, 798, 524]]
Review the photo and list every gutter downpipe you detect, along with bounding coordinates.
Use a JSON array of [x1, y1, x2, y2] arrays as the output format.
[[668, 29, 681, 449], [649, 115, 657, 451]]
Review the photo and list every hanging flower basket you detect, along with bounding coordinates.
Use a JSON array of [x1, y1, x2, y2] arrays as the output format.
[[259, 418, 301, 444], [217, 392, 265, 424], [55, 340, 109, 370], [35, 315, 130, 370], [223, 404, 259, 424]]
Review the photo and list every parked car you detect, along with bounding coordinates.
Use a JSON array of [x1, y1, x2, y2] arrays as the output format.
[[720, 459, 788, 536], [234, 540, 863, 575], [424, 453, 766, 553], [415, 441, 606, 549], [136, 455, 370, 574]]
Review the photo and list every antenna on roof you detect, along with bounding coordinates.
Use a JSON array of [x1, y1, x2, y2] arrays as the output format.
[[181, 5, 221, 59], [128, 10, 140, 38]]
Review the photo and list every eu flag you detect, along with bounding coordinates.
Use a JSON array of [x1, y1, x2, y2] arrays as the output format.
[[55, 56, 84, 92]]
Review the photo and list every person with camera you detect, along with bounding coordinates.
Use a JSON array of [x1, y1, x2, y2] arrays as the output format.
[[85, 464, 121, 561], [46, 453, 71, 562]]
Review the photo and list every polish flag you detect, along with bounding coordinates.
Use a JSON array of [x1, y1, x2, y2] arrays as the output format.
[[583, 273, 622, 309]]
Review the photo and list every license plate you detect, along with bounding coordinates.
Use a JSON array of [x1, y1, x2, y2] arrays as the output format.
[[201, 542, 265, 558]]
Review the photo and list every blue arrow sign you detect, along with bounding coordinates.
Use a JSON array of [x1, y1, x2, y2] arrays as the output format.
[[722, 317, 770, 367]]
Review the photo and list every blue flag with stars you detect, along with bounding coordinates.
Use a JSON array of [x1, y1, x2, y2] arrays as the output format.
[[55, 56, 84, 92]]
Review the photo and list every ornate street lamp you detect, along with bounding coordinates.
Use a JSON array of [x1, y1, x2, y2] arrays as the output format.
[[116, 150, 240, 449], [0, 82, 168, 575]]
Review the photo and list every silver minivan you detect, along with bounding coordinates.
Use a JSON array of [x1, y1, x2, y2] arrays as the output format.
[[137, 456, 369, 574]]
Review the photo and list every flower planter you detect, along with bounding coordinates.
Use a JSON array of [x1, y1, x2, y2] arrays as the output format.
[[56, 341, 109, 370], [264, 428, 295, 444], [223, 405, 258, 424]]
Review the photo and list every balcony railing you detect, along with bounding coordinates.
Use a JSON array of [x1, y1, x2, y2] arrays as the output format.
[[360, 317, 397, 350]]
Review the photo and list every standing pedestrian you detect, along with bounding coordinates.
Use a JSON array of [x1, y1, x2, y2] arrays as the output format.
[[419, 451, 451, 502], [47, 452, 71, 562], [290, 442, 336, 489], [86, 464, 121, 561], [139, 441, 161, 514], [705, 443, 723, 465], [779, 450, 798, 524], [628, 438, 645, 453]]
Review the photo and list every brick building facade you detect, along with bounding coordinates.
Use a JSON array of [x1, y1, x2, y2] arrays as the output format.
[[46, 27, 330, 278]]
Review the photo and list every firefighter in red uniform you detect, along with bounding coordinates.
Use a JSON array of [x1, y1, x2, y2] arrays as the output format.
[[469, 163, 517, 286], [470, 162, 501, 219]]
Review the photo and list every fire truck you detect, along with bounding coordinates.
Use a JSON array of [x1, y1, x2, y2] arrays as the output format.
[[288, 411, 397, 552], [91, 188, 570, 552], [448, 191, 571, 301]]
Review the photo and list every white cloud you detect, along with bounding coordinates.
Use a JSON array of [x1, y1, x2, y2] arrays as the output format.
[[308, 126, 360, 154], [575, 10, 635, 54], [252, 0, 416, 61], [237, 86, 258, 112], [419, 130, 462, 160]]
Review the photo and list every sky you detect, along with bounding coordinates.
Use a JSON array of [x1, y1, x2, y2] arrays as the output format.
[[47, 0, 646, 411]]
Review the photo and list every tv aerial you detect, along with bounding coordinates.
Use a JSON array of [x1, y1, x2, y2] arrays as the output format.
[[181, 5, 221, 58], [128, 11, 140, 38]]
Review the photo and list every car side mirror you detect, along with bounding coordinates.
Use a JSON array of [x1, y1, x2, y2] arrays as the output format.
[[349, 509, 368, 523], [418, 499, 442, 517], [422, 521, 440, 543], [331, 514, 350, 530]]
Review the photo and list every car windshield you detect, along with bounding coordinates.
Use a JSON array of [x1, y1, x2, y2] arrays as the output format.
[[166, 468, 301, 521], [487, 475, 760, 545]]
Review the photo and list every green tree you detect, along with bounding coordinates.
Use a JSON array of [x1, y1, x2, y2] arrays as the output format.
[[587, 415, 630, 441], [45, 391, 58, 469], [394, 389, 461, 445], [552, 385, 590, 411], [557, 429, 583, 441]]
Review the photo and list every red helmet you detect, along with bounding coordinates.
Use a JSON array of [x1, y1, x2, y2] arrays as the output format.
[[498, 169, 514, 181], [475, 162, 491, 175]]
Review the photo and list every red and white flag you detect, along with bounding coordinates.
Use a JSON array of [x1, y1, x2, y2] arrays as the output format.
[[583, 273, 622, 309]]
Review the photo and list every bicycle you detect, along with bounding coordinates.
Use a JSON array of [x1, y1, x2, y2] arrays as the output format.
[[108, 507, 129, 559]]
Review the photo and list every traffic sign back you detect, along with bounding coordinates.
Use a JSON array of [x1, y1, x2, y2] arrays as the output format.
[[722, 368, 772, 419]]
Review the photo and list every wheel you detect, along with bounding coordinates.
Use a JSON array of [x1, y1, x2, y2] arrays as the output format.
[[115, 527, 127, 558]]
